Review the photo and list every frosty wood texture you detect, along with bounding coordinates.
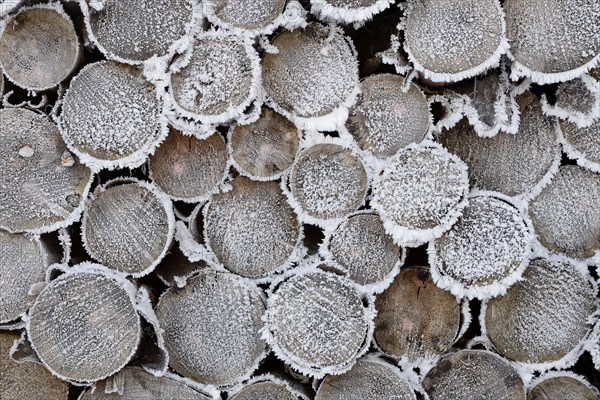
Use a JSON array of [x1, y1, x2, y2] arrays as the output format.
[[423, 350, 525, 399], [59, 61, 162, 170], [484, 258, 596, 366], [527, 374, 597, 400], [205, 177, 301, 278], [504, 0, 600, 83], [543, 74, 599, 128], [288, 143, 367, 223], [84, 0, 193, 63], [403, 0, 507, 82], [346, 74, 430, 158], [79, 367, 211, 399], [230, 376, 304, 400], [149, 129, 228, 202], [82, 181, 173, 276], [261, 23, 360, 129], [529, 165, 600, 259], [27, 270, 141, 383], [310, 0, 395, 24], [374, 267, 461, 361], [0, 108, 92, 233], [230, 108, 299, 180], [0, 4, 79, 90], [204, 0, 286, 35], [315, 357, 416, 400], [559, 119, 600, 172], [0, 331, 69, 400], [156, 270, 266, 386]]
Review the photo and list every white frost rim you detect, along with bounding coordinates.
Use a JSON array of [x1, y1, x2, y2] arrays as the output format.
[[310, 0, 395, 25]]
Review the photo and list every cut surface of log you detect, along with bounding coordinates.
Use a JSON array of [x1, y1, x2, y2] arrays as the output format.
[[230, 375, 304, 400], [310, 0, 395, 24], [544, 74, 599, 128], [0, 108, 92, 233], [528, 374, 597, 400], [155, 270, 266, 387], [204, 0, 286, 34], [560, 119, 600, 173]]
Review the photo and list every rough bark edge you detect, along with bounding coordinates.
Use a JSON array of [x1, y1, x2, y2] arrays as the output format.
[[589, 319, 600, 371], [227, 373, 311, 400], [557, 119, 600, 174], [508, 51, 600, 85], [527, 370, 600, 397], [541, 74, 600, 128], [310, 0, 395, 25], [377, 32, 413, 76]]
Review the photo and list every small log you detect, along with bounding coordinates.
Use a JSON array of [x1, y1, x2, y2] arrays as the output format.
[[374, 267, 462, 362], [0, 3, 79, 91], [0, 331, 69, 400], [59, 60, 163, 170], [204, 0, 287, 35], [528, 373, 597, 400], [288, 143, 368, 224], [155, 269, 267, 387], [403, 0, 507, 82], [529, 165, 600, 259], [82, 180, 174, 277], [559, 119, 600, 173], [346, 74, 430, 159], [83, 0, 194, 63], [430, 193, 532, 299], [229, 374, 307, 400], [263, 266, 373, 378], [149, 129, 228, 202], [310, 0, 395, 25], [484, 258, 596, 366], [315, 356, 416, 400], [27, 265, 142, 383], [261, 23, 360, 130], [371, 141, 469, 247], [79, 367, 212, 399], [0, 108, 93, 233], [229, 107, 299, 180], [205, 177, 301, 279]]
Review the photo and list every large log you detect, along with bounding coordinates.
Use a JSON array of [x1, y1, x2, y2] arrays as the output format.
[[527, 372, 597, 400], [203, 0, 287, 35], [0, 108, 93, 233]]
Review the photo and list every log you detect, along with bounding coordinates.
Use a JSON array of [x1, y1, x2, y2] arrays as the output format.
[[345, 74, 430, 159], [310, 0, 395, 25], [204, 177, 301, 279], [403, 0, 507, 82], [484, 258, 597, 366], [0, 331, 69, 400], [149, 129, 228, 202], [321, 211, 403, 291], [504, 0, 600, 84], [0, 3, 79, 91], [529, 165, 600, 259], [59, 60, 163, 170], [0, 107, 93, 233], [422, 350, 526, 400], [229, 107, 299, 180], [373, 267, 462, 362], [155, 269, 267, 387], [229, 374, 307, 400], [439, 93, 560, 198], [288, 143, 368, 224], [27, 265, 142, 383], [559, 119, 600, 173], [261, 23, 360, 130], [429, 193, 532, 299], [81, 180, 174, 277], [83, 0, 194, 64], [263, 266, 373, 378], [371, 141, 469, 247], [203, 0, 287, 35], [528, 373, 597, 400], [315, 356, 416, 400]]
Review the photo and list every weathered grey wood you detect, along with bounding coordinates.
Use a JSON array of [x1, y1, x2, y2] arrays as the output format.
[[0, 331, 69, 400], [149, 129, 228, 202], [545, 75, 599, 127], [155, 270, 266, 387], [528, 374, 597, 400], [27, 268, 142, 383], [79, 367, 211, 399], [529, 165, 600, 259], [84, 0, 193, 63], [204, 0, 286, 34], [82, 181, 173, 276], [230, 107, 299, 180], [154, 246, 208, 287], [560, 119, 600, 172], [374, 267, 461, 361], [289, 143, 368, 222], [346, 74, 430, 158], [230, 375, 305, 400], [0, 4, 79, 90], [423, 350, 526, 400], [315, 357, 416, 400], [205, 177, 301, 278], [485, 258, 596, 365], [59, 60, 162, 169], [0, 108, 92, 233]]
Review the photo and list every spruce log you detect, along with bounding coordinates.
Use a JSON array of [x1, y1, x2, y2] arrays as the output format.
[[559, 119, 600, 173], [422, 350, 526, 400], [528, 373, 597, 400], [149, 129, 228, 202], [0, 108, 92, 233], [310, 0, 395, 25], [155, 269, 266, 387], [229, 375, 307, 400], [0, 3, 79, 91], [81, 180, 174, 277], [204, 0, 287, 35], [374, 267, 462, 362]]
